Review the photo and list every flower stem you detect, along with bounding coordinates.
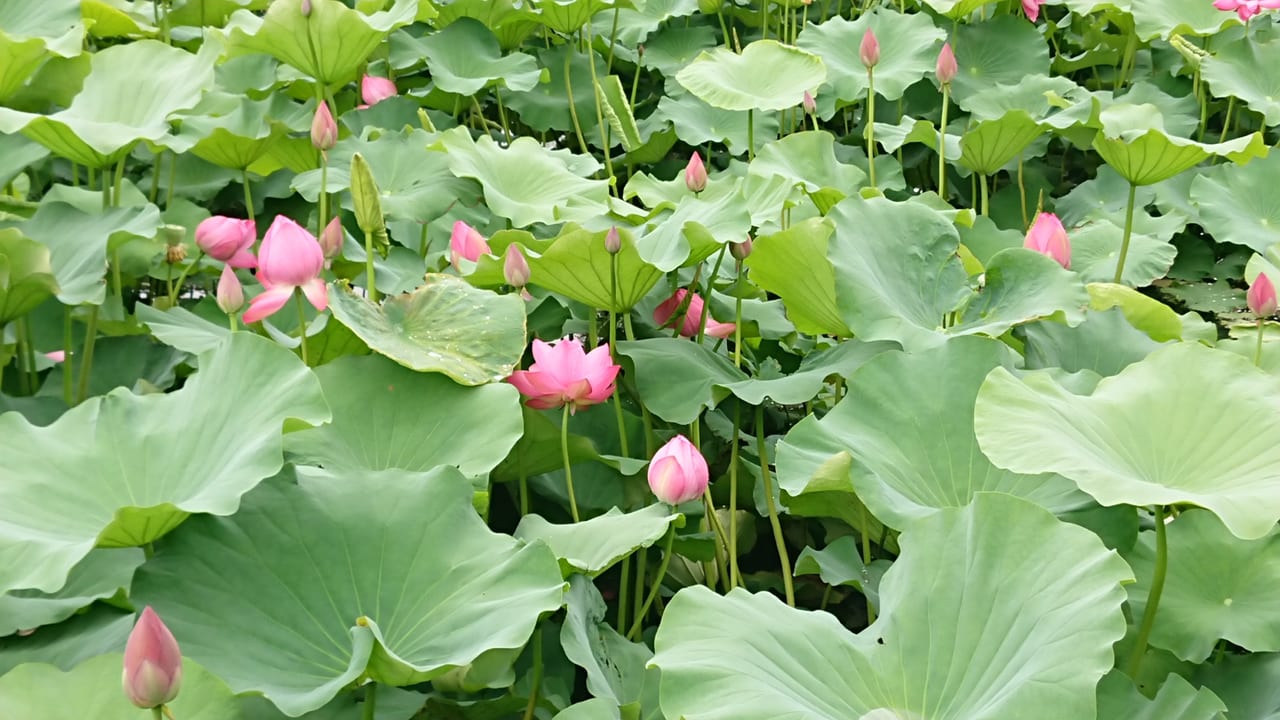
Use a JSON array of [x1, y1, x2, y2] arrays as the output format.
[[521, 629, 543, 720], [756, 404, 795, 607], [242, 169, 255, 223], [1113, 181, 1138, 284], [76, 306, 99, 404], [62, 307, 74, 406], [365, 230, 379, 303], [857, 498, 876, 623], [938, 86, 951, 200], [747, 109, 755, 160], [633, 544, 648, 625], [169, 250, 205, 306], [1255, 319, 1265, 367], [152, 706, 164, 720], [866, 71, 877, 188], [561, 403, 580, 522], [728, 402, 742, 588], [361, 683, 377, 720], [696, 245, 728, 343], [628, 522, 675, 640], [1126, 505, 1168, 679], [617, 554, 630, 632], [979, 173, 990, 216], [609, 256, 629, 457], [294, 290, 311, 366], [563, 41, 590, 155]]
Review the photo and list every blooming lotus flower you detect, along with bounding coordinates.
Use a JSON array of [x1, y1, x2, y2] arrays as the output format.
[[860, 28, 880, 68], [507, 337, 621, 413], [1213, 0, 1280, 21], [216, 264, 245, 314], [1022, 0, 1044, 21], [504, 244, 531, 288], [654, 288, 736, 339], [450, 221, 492, 270], [319, 216, 343, 260], [685, 152, 707, 193], [1023, 212, 1071, 269], [648, 434, 709, 506], [311, 100, 337, 151], [936, 42, 957, 85], [123, 607, 183, 709], [1249, 272, 1277, 317], [242, 216, 328, 323], [361, 75, 397, 107], [195, 216, 257, 268]]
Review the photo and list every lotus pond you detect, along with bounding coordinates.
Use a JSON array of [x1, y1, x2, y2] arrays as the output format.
[[2, 0, 1280, 718]]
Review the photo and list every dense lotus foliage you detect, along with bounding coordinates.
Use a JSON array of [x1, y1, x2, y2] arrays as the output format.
[[2, 0, 1280, 718]]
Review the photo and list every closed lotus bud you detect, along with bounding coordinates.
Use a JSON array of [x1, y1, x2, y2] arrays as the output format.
[[936, 42, 957, 85], [300, 0, 311, 17], [319, 216, 343, 260], [1249, 272, 1277, 317], [349, 153, 385, 237], [731, 236, 753, 261], [311, 100, 337, 151], [684, 152, 707, 193], [504, 244, 531, 288], [195, 216, 257, 268], [605, 227, 622, 254], [361, 75, 397, 107], [122, 607, 183, 709], [450, 221, 492, 271], [216, 264, 245, 314], [860, 28, 880, 68], [802, 90, 816, 115], [1023, 212, 1071, 269], [647, 434, 709, 506]]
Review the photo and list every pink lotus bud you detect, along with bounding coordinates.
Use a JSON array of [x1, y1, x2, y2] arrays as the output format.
[[449, 221, 492, 270], [860, 28, 880, 68], [195, 216, 257, 268], [731, 236, 753, 261], [1023, 212, 1071, 269], [507, 337, 621, 413], [311, 100, 337, 151], [684, 152, 707, 193], [504, 244, 531, 288], [361, 75, 397, 106], [605, 227, 621, 254], [654, 288, 736, 339], [802, 90, 816, 115], [936, 42, 957, 86], [45, 350, 66, 363], [216, 265, 245, 314], [647, 434, 709, 506], [242, 215, 328, 323], [300, 0, 311, 17], [319, 216, 343, 260], [1022, 0, 1043, 21], [1249, 272, 1277, 317], [122, 607, 183, 709]]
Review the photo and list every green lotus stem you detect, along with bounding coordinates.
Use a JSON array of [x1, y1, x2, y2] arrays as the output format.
[[717, 10, 730, 49], [617, 553, 630, 632], [76, 305, 99, 404], [148, 155, 158, 200], [361, 683, 377, 720], [622, 313, 658, 454], [866, 70, 877, 188], [364, 230, 379, 304], [72, 161, 80, 188], [728, 402, 742, 587], [857, 498, 876, 623], [318, 154, 329, 239], [62, 308, 74, 407], [1219, 96, 1236, 145], [294, 290, 311, 366], [696, 245, 728, 343], [9, 321, 27, 395], [152, 706, 164, 720], [563, 43, 590, 155], [19, 318, 36, 394], [1255, 319, 1265, 367], [1126, 505, 1168, 679], [1115, 24, 1138, 91], [938, 85, 951, 199], [609, 255, 629, 457], [1018, 153, 1028, 228], [494, 88, 513, 146], [583, 25, 615, 182], [747, 109, 755, 160], [695, 422, 731, 591], [628, 522, 676, 640], [112, 249, 124, 303], [242, 169, 255, 223], [633, 543, 648, 624], [112, 157, 125, 208], [756, 404, 795, 607], [165, 148, 177, 208], [1113, 181, 1138, 284], [228, 313, 238, 332], [88, 165, 97, 193], [169, 250, 204, 306], [979, 173, 990, 216], [521, 629, 543, 720], [561, 403, 580, 521]]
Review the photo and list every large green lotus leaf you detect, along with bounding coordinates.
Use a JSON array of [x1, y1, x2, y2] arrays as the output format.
[[530, 0, 631, 34], [656, 88, 780, 156], [435, 127, 610, 227], [961, 74, 1093, 125], [502, 44, 604, 134], [0, 606, 132, 675], [133, 468, 565, 716], [616, 338, 744, 425], [0, 333, 329, 594], [1068, 218, 1177, 287], [958, 111, 1046, 176], [920, 0, 998, 16], [0, 228, 58, 324], [416, 17, 539, 95], [1096, 672, 1226, 720], [587, 0, 696, 48], [561, 574, 651, 709], [177, 92, 296, 169], [1132, 0, 1233, 40], [745, 218, 850, 336], [651, 493, 1132, 720], [0, 548, 142, 636], [0, 654, 241, 720], [675, 40, 825, 112], [1201, 37, 1280, 127], [554, 699, 622, 720], [777, 337, 1088, 528], [747, 131, 866, 210], [1196, 653, 1280, 720], [432, 0, 539, 51], [632, 186, 752, 272], [793, 536, 890, 609], [795, 9, 945, 108], [20, 198, 161, 305], [0, 0, 83, 101], [975, 342, 1280, 540], [327, 276, 526, 386], [949, 17, 1050, 110], [0, 41, 215, 168], [1190, 154, 1280, 253], [136, 304, 233, 354], [1022, 308, 1167, 377], [515, 505, 677, 577], [1125, 510, 1280, 662], [526, 226, 663, 312], [220, 0, 416, 85], [0, 134, 50, 188], [286, 353, 522, 477], [1092, 104, 1268, 186]]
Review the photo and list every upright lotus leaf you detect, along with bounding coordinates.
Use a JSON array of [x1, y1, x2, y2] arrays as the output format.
[[793, 536, 890, 609], [975, 342, 1280, 540], [1190, 154, 1280, 253], [1068, 219, 1177, 287], [0, 655, 241, 720], [0, 228, 58, 323], [958, 111, 1046, 175], [657, 89, 779, 156], [747, 131, 867, 212], [178, 92, 296, 170], [796, 10, 945, 109], [920, 0, 998, 16], [961, 74, 1093, 125], [1196, 653, 1280, 720], [1096, 672, 1227, 720], [220, 0, 417, 86], [1131, 0, 1234, 40], [0, 40, 216, 168], [531, 0, 631, 34], [0, 548, 142, 636], [1201, 37, 1280, 127], [416, 18, 540, 95], [286, 354, 523, 477], [776, 337, 1088, 529], [633, 186, 752, 271], [136, 304, 232, 355], [525, 226, 663, 312], [1092, 104, 1268, 186], [675, 40, 826, 112], [327, 276, 526, 385], [949, 17, 1050, 109], [651, 493, 1133, 720], [745, 218, 850, 336], [0, 333, 329, 594], [434, 0, 540, 51], [435, 127, 610, 227], [1125, 510, 1280, 662], [515, 505, 678, 577], [561, 575, 651, 709], [0, 0, 83, 101], [132, 468, 565, 716]]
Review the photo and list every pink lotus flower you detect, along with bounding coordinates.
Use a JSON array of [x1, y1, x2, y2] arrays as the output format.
[[1213, 0, 1280, 21], [685, 152, 707, 193], [604, 227, 622, 254], [361, 75, 397, 107], [1022, 0, 1044, 21], [731, 236, 753, 261], [450, 221, 492, 270], [1249, 272, 1277, 317], [123, 607, 183, 709], [311, 100, 336, 151], [802, 90, 817, 115], [654, 289, 736, 339], [504, 244, 530, 288], [242, 216, 328, 323], [216, 265, 244, 314], [860, 28, 880, 68], [648, 434, 709, 506], [45, 350, 66, 363], [507, 337, 621, 413], [936, 42, 957, 85], [319, 216, 343, 260], [1023, 212, 1071, 269], [195, 216, 257, 268]]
